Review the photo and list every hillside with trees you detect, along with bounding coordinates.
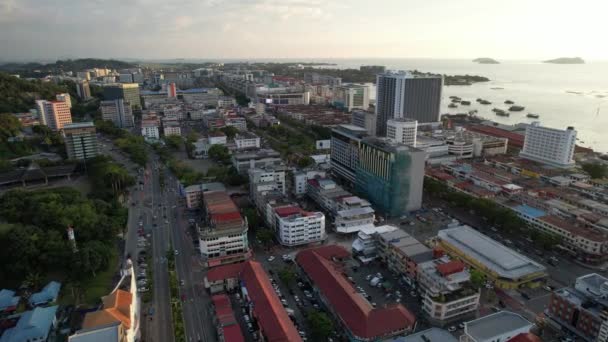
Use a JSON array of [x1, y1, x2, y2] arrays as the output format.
[[0, 58, 138, 77], [0, 72, 72, 112]]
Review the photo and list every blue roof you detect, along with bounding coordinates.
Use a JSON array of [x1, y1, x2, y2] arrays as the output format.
[[0, 289, 20, 311], [0, 305, 58, 342], [29, 281, 61, 306], [513, 204, 546, 219], [68, 323, 121, 342]]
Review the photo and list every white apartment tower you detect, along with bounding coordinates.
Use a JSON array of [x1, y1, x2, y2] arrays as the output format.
[[387, 118, 417, 146], [519, 122, 577, 168]]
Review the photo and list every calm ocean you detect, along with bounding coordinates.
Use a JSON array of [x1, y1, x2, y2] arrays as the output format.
[[238, 58, 608, 152]]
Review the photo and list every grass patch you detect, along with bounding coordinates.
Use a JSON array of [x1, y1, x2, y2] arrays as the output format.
[[59, 249, 119, 307]]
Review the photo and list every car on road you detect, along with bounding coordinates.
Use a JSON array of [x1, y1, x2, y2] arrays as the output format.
[[267, 256, 275, 262], [544, 285, 554, 291], [138, 287, 149, 293], [180, 279, 185, 286], [174, 250, 179, 255], [447, 326, 457, 332]]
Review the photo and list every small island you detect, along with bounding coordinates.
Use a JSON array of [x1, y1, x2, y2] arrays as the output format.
[[543, 57, 585, 64], [473, 57, 500, 64]]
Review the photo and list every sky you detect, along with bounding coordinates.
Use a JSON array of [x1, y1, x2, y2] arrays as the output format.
[[1, 0, 607, 61]]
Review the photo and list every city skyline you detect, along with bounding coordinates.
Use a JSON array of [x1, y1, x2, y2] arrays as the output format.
[[1, 0, 608, 61]]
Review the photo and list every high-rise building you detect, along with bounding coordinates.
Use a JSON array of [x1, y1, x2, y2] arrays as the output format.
[[330, 124, 369, 184], [100, 99, 134, 128], [519, 122, 576, 168], [387, 118, 417, 146], [167, 82, 177, 98], [75, 80, 91, 100], [62, 122, 98, 160], [375, 71, 442, 136], [355, 137, 426, 216], [334, 84, 370, 112], [56, 93, 72, 108], [351, 110, 377, 137], [103, 83, 141, 109], [35, 100, 72, 131]]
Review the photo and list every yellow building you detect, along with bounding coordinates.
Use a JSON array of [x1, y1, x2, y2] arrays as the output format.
[[437, 225, 547, 290]]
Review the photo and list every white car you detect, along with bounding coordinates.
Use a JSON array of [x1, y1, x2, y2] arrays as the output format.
[[267, 256, 275, 262], [447, 326, 457, 332]]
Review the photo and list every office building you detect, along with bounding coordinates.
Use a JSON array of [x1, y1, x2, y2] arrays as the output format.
[[141, 116, 160, 140], [351, 110, 377, 137], [100, 99, 134, 128], [293, 170, 326, 196], [462, 311, 534, 342], [387, 118, 417, 146], [167, 82, 177, 98], [162, 119, 181, 136], [76, 71, 91, 80], [547, 273, 608, 342], [35, 100, 72, 131], [184, 182, 226, 209], [56, 93, 72, 108], [417, 256, 480, 325], [519, 122, 577, 168], [377, 229, 434, 281], [303, 73, 342, 86], [62, 122, 98, 160], [334, 84, 370, 112], [199, 191, 251, 267], [256, 91, 310, 106], [296, 245, 416, 341], [103, 83, 141, 109], [272, 205, 326, 246], [249, 166, 287, 215], [375, 71, 442, 136], [234, 132, 261, 150], [330, 124, 369, 184], [231, 149, 283, 174], [76, 80, 91, 100], [355, 138, 425, 216], [437, 225, 547, 289]]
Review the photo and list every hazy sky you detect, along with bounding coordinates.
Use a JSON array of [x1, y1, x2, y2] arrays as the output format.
[[1, 0, 607, 61]]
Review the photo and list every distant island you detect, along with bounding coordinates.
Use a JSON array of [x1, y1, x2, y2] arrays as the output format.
[[543, 57, 585, 64], [473, 58, 500, 64]]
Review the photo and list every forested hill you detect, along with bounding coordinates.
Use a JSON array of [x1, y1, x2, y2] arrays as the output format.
[[0, 58, 138, 77], [0, 72, 72, 112]]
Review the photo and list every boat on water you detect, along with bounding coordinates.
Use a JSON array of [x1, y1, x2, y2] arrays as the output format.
[[451, 98, 461, 103], [460, 100, 471, 105], [509, 105, 525, 111], [479, 99, 492, 105], [504, 100, 514, 104], [526, 113, 540, 119], [448, 103, 458, 108], [496, 111, 510, 117]]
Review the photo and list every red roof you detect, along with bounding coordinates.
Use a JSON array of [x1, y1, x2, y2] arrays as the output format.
[[206, 262, 246, 282], [508, 333, 543, 342], [211, 294, 245, 342], [240, 261, 302, 342], [296, 245, 415, 340], [274, 206, 302, 217], [211, 211, 243, 223], [436, 260, 465, 277], [223, 324, 246, 342]]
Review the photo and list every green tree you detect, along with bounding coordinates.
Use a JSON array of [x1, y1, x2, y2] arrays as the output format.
[[208, 144, 231, 163], [165, 135, 183, 150], [220, 126, 240, 140], [470, 269, 486, 288], [278, 266, 296, 286], [307, 310, 334, 341], [256, 229, 275, 246], [582, 163, 608, 179], [297, 156, 315, 168], [244, 208, 261, 230]]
